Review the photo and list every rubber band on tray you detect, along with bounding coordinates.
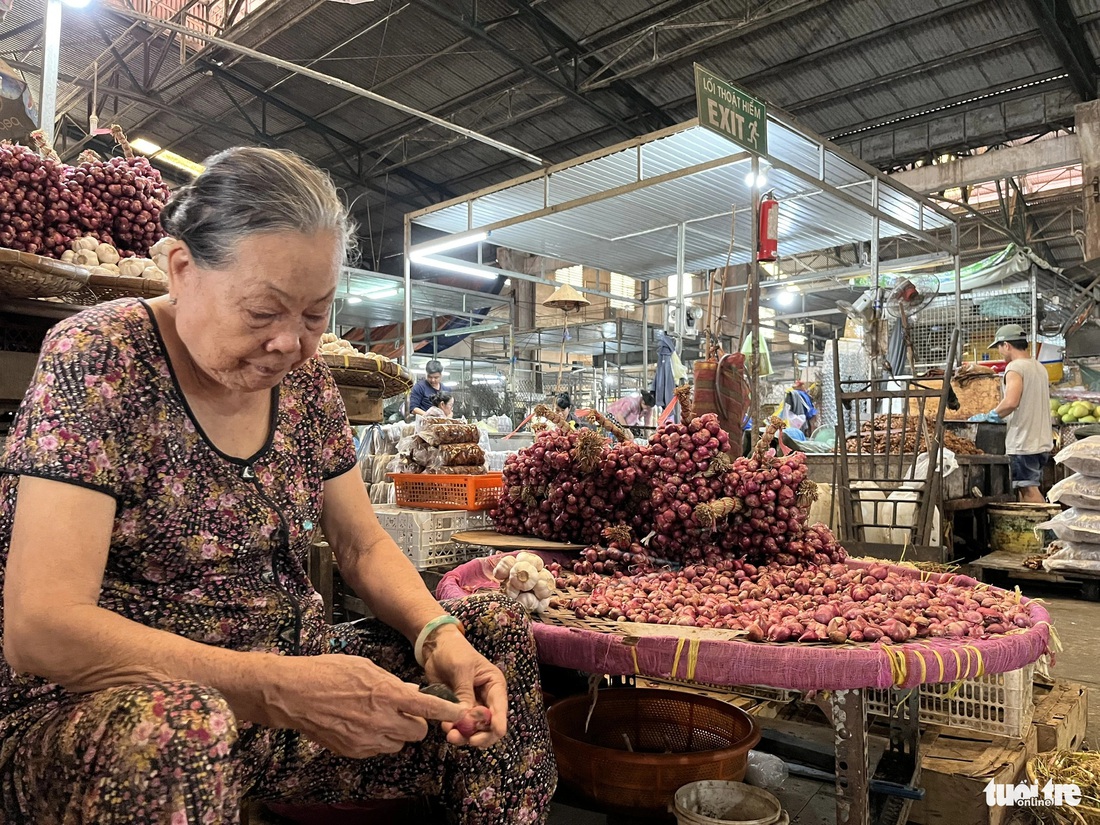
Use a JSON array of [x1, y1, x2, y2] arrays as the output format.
[[630, 645, 640, 675]]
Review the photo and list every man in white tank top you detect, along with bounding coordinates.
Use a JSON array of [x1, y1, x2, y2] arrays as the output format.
[[983, 324, 1053, 502]]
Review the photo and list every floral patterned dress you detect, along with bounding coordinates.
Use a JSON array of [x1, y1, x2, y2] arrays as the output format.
[[0, 299, 555, 824]]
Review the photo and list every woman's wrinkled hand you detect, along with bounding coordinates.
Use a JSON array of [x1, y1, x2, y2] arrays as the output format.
[[271, 654, 466, 758], [421, 625, 508, 748]]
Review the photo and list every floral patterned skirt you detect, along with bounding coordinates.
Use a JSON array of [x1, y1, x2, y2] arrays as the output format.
[[0, 593, 556, 824]]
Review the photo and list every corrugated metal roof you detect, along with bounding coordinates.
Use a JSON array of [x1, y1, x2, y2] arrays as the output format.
[[412, 122, 956, 279], [1, 0, 1086, 271]]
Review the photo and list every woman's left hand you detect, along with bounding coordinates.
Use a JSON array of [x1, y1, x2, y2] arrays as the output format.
[[422, 627, 508, 748]]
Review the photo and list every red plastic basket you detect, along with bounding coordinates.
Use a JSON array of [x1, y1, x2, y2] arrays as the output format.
[[388, 473, 504, 511]]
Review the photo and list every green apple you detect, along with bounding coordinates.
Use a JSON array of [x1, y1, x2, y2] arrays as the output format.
[[1058, 404, 1072, 416], [1063, 413, 1079, 424]]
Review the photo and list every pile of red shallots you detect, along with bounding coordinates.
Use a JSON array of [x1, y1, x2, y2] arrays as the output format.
[[0, 127, 168, 259], [549, 559, 1037, 642], [492, 412, 839, 569]]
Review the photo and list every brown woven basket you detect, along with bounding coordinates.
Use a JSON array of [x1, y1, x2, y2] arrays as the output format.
[[66, 273, 168, 305], [321, 352, 412, 398], [547, 688, 760, 818], [0, 248, 91, 299]]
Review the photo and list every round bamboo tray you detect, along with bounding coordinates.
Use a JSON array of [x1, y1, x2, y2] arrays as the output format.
[[321, 352, 412, 399], [67, 273, 168, 304], [0, 248, 91, 299]]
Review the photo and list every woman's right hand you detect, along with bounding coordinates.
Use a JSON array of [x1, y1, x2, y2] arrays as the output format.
[[270, 654, 467, 758]]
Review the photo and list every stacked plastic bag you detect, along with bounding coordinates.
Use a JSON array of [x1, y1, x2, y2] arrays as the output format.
[[1042, 436, 1100, 574], [392, 420, 488, 474]]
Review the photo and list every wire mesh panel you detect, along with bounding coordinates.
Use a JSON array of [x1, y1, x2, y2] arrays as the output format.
[[911, 284, 1031, 369], [832, 331, 959, 562]]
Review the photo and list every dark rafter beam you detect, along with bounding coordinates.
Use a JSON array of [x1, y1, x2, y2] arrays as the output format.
[[203, 63, 456, 202], [410, 0, 640, 139], [0, 17, 43, 44], [502, 0, 674, 131], [1023, 0, 1098, 100]]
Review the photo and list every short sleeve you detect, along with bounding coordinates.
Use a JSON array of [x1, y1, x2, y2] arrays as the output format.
[[1, 323, 126, 499], [314, 364, 357, 480]]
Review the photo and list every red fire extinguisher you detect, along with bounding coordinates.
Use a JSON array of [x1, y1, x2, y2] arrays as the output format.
[[758, 196, 779, 262]]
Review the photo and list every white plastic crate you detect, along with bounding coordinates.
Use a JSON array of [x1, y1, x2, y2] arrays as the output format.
[[374, 505, 491, 570], [865, 664, 1034, 738]]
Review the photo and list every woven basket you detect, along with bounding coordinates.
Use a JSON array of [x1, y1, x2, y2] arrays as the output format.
[[67, 273, 168, 305], [0, 248, 91, 299], [321, 352, 412, 399]]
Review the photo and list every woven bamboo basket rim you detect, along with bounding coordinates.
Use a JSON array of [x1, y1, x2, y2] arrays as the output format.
[[0, 248, 91, 299], [322, 352, 412, 398], [66, 273, 169, 304]]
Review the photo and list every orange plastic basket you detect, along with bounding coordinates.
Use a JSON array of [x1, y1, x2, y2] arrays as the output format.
[[388, 473, 504, 511]]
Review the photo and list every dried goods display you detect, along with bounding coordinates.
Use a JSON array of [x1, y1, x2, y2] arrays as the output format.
[[0, 126, 169, 261], [845, 414, 983, 456]]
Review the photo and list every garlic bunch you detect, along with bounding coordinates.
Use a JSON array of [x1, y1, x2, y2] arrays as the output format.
[[491, 551, 555, 614], [61, 237, 167, 281]]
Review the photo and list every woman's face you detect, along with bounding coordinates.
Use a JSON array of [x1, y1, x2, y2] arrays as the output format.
[[441, 398, 455, 416], [167, 230, 341, 393]]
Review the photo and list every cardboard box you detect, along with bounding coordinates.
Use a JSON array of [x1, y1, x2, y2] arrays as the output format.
[[1032, 680, 1089, 754], [907, 727, 1038, 825], [336, 385, 383, 424]]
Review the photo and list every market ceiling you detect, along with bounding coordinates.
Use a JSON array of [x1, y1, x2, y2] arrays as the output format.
[[3, 0, 1097, 270]]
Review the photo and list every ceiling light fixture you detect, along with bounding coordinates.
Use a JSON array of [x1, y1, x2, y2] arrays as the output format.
[[130, 138, 205, 177]]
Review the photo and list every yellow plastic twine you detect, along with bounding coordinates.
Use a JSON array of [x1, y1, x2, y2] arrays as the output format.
[[686, 639, 701, 682], [668, 637, 702, 681], [883, 645, 908, 687], [630, 645, 640, 675]]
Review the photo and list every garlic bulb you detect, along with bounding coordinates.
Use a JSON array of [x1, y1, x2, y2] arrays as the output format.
[[515, 551, 545, 572], [516, 591, 540, 612], [509, 561, 539, 592], [492, 555, 517, 582], [95, 243, 120, 265]]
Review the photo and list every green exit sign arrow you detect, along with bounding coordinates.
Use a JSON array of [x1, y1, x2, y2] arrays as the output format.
[[694, 63, 767, 155]]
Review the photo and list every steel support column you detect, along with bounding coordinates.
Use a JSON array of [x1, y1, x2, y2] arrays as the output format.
[[832, 689, 871, 825]]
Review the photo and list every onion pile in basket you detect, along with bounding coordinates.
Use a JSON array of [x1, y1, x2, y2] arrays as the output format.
[[0, 127, 169, 260], [492, 410, 1039, 644], [549, 558, 1037, 641]]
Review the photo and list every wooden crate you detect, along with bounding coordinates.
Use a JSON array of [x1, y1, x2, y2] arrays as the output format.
[[908, 727, 1038, 825], [1032, 679, 1089, 754], [944, 455, 1011, 500]]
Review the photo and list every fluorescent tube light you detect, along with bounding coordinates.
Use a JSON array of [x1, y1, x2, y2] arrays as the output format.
[[130, 138, 205, 177], [409, 232, 488, 262], [413, 256, 500, 280]]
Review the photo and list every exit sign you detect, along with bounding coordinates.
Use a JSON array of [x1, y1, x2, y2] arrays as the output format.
[[694, 63, 767, 155]]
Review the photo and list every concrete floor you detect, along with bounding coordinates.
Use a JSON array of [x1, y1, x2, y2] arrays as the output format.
[[1031, 593, 1099, 746]]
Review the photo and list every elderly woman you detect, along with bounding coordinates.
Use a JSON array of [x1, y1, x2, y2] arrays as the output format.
[[0, 148, 555, 823]]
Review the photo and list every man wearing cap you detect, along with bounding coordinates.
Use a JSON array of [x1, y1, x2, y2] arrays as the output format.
[[972, 324, 1052, 502], [408, 360, 450, 417]]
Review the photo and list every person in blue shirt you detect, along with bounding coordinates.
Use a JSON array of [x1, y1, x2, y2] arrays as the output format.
[[408, 359, 449, 417]]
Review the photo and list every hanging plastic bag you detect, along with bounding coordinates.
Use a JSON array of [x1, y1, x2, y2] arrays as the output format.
[[671, 349, 688, 384], [740, 332, 773, 376]]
